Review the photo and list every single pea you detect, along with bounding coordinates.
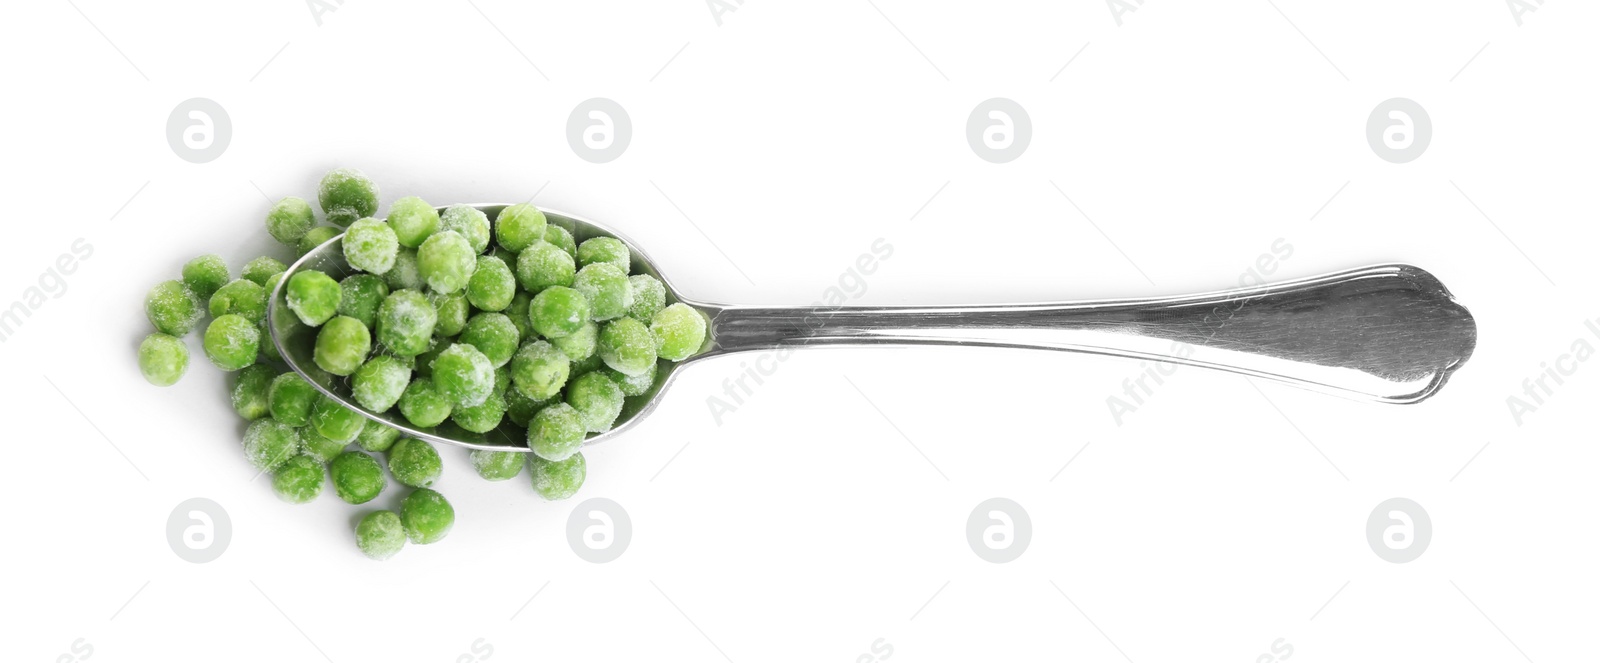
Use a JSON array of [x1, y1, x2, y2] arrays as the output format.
[[598, 317, 658, 377], [203, 314, 260, 371], [267, 196, 317, 244], [286, 270, 342, 326], [606, 361, 657, 397], [182, 254, 229, 300], [208, 278, 267, 323], [440, 205, 492, 254], [385, 247, 424, 290], [145, 280, 202, 336], [465, 255, 516, 312], [243, 419, 301, 472], [515, 240, 576, 292], [337, 274, 389, 329], [570, 353, 604, 376], [313, 316, 371, 376], [418, 230, 477, 294], [413, 337, 449, 378], [471, 448, 524, 481], [432, 343, 495, 408], [628, 274, 667, 321], [398, 378, 452, 428], [387, 196, 441, 248], [272, 455, 325, 504], [302, 426, 349, 462], [529, 285, 590, 339], [258, 321, 281, 364], [529, 452, 586, 501], [494, 363, 511, 395], [495, 203, 547, 253], [652, 303, 708, 361], [573, 263, 633, 322], [310, 394, 365, 443], [138, 333, 189, 386], [375, 290, 438, 356], [356, 420, 402, 453], [330, 450, 387, 504], [351, 355, 411, 412], [528, 402, 585, 461], [430, 291, 469, 337], [505, 291, 533, 343], [388, 437, 442, 488], [452, 392, 505, 433], [459, 313, 519, 368], [231, 364, 276, 420], [268, 372, 318, 426], [576, 236, 630, 272], [355, 510, 406, 560], [505, 387, 551, 427], [400, 488, 454, 544], [343, 217, 400, 274], [566, 371, 624, 433], [241, 256, 287, 286], [318, 168, 379, 227], [297, 226, 342, 257], [511, 340, 570, 401], [551, 321, 598, 361], [263, 272, 285, 302], [544, 224, 577, 257]]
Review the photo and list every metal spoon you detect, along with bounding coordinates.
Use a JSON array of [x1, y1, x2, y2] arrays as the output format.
[[269, 204, 1477, 452]]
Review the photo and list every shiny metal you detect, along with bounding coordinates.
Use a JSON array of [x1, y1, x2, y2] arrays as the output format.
[[270, 204, 1476, 452]]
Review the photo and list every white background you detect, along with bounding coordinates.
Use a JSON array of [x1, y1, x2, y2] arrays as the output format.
[[2, 1, 1596, 661]]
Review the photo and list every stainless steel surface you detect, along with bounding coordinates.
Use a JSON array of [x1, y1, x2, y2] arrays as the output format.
[[269, 204, 1477, 452]]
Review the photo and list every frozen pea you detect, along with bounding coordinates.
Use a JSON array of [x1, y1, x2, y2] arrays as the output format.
[[138, 333, 189, 386], [145, 280, 202, 336], [511, 340, 570, 401], [297, 226, 341, 257], [337, 274, 389, 329], [241, 256, 286, 286], [302, 426, 348, 462], [272, 455, 325, 504], [388, 437, 442, 488], [318, 168, 379, 227], [494, 364, 511, 395], [505, 291, 533, 342], [452, 392, 505, 433], [505, 387, 551, 427], [263, 272, 285, 301], [203, 314, 260, 371], [530, 452, 586, 501], [652, 303, 708, 361], [573, 263, 632, 322], [628, 274, 666, 321], [387, 196, 441, 248], [231, 364, 275, 420], [311, 394, 365, 443], [413, 338, 449, 378], [258, 318, 282, 363], [543, 224, 577, 257], [495, 203, 547, 253], [459, 313, 519, 368], [566, 371, 624, 433], [356, 510, 405, 560], [551, 321, 597, 361], [606, 361, 656, 397], [385, 247, 424, 290], [313, 316, 371, 376], [528, 403, 585, 461], [529, 286, 590, 339], [598, 317, 657, 376], [400, 488, 454, 544], [375, 290, 437, 356], [330, 450, 386, 504], [286, 270, 341, 326], [440, 205, 491, 254], [515, 240, 576, 291], [430, 291, 469, 337], [343, 217, 400, 274], [571, 352, 604, 376], [471, 448, 523, 481], [351, 355, 410, 412], [267, 196, 317, 243], [466, 255, 515, 311], [182, 255, 229, 300], [418, 230, 477, 294], [432, 343, 495, 408], [576, 236, 630, 272], [398, 378, 452, 428], [243, 419, 301, 472], [356, 421, 402, 453], [268, 372, 318, 426], [208, 279, 267, 323]]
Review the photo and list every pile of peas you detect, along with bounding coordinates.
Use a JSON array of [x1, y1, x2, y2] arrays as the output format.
[[137, 168, 707, 561]]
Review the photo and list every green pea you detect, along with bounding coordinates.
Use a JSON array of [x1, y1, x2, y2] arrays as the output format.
[[573, 263, 632, 322], [302, 426, 349, 462], [459, 313, 519, 368], [528, 402, 585, 461], [231, 364, 275, 420], [398, 378, 452, 428], [440, 205, 491, 254], [495, 203, 547, 253], [330, 450, 387, 504], [505, 291, 533, 342], [145, 280, 202, 336], [400, 488, 454, 544], [182, 254, 229, 300], [570, 352, 604, 376], [318, 168, 379, 227], [452, 392, 505, 433], [351, 355, 410, 412], [515, 240, 576, 292], [343, 217, 400, 274], [268, 372, 318, 426], [355, 510, 406, 560], [258, 318, 282, 363], [530, 452, 586, 501], [551, 321, 597, 360], [606, 361, 656, 397], [208, 278, 267, 323], [356, 420, 402, 453], [471, 448, 524, 481], [413, 337, 449, 378], [203, 314, 260, 371], [385, 247, 424, 290], [137, 333, 189, 386], [337, 274, 389, 329], [286, 270, 342, 326], [313, 316, 371, 376], [267, 196, 317, 244], [297, 226, 342, 257], [505, 387, 551, 427], [430, 291, 470, 337], [241, 256, 287, 286], [566, 371, 623, 433], [576, 236, 630, 272], [529, 285, 590, 339], [388, 437, 442, 488], [272, 455, 325, 504], [375, 290, 437, 356], [432, 343, 495, 408], [388, 196, 441, 248], [466, 255, 516, 311], [418, 230, 477, 294], [598, 317, 657, 377], [627, 274, 666, 321], [311, 394, 365, 443], [243, 419, 301, 472], [652, 303, 708, 361], [494, 363, 512, 395], [511, 340, 570, 401], [543, 224, 577, 257]]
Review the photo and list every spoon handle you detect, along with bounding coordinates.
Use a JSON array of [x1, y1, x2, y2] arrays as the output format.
[[701, 264, 1476, 403]]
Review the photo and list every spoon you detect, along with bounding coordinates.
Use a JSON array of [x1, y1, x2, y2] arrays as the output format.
[[269, 204, 1477, 452]]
